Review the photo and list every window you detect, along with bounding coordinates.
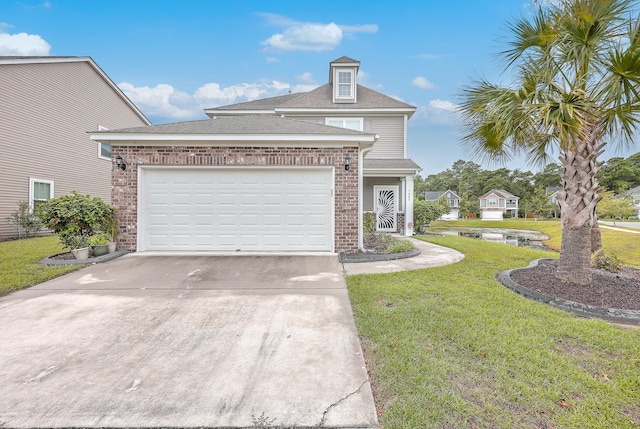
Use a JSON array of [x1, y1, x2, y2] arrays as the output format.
[[326, 118, 363, 131], [29, 178, 54, 211], [488, 198, 498, 206], [97, 125, 111, 160], [337, 71, 352, 97]]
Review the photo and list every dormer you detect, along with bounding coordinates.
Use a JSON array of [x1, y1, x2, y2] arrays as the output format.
[[329, 56, 360, 104]]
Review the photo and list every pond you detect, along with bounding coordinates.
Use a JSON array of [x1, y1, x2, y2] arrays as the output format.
[[426, 227, 549, 249]]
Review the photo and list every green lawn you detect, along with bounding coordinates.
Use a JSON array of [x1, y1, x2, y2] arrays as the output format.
[[348, 236, 640, 428], [0, 236, 84, 296]]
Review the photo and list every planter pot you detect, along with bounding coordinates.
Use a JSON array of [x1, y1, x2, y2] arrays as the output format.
[[92, 244, 109, 257], [71, 247, 90, 260], [107, 242, 117, 253]]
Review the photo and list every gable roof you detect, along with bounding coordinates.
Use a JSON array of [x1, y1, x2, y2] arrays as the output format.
[[480, 189, 519, 199], [90, 114, 378, 146], [205, 84, 415, 116], [425, 190, 461, 201], [0, 56, 150, 125]]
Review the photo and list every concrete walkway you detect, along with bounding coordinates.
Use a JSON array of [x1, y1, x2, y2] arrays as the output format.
[[342, 236, 465, 275]]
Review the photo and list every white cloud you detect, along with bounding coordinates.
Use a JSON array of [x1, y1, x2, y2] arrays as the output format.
[[0, 30, 51, 55], [297, 72, 315, 83], [259, 13, 377, 52], [119, 80, 295, 121], [265, 56, 279, 63], [412, 99, 460, 125], [429, 99, 459, 112], [412, 76, 435, 90]]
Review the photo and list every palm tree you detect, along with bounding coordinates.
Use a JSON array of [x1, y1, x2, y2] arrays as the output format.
[[459, 0, 640, 285]]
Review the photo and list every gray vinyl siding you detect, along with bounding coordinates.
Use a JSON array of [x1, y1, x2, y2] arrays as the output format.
[[291, 115, 405, 161], [364, 116, 404, 159], [0, 61, 148, 239], [363, 177, 403, 212]]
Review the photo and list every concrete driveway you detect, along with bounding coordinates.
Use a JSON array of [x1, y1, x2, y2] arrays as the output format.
[[0, 254, 378, 428]]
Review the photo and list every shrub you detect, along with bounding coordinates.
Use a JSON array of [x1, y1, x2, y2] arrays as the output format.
[[87, 232, 111, 247], [5, 201, 43, 239], [387, 240, 415, 254], [414, 200, 449, 233], [591, 249, 623, 273], [35, 191, 115, 249]]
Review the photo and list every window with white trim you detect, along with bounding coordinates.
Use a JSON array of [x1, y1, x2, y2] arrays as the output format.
[[29, 178, 54, 211], [97, 125, 111, 160], [337, 71, 353, 97], [326, 118, 363, 131], [488, 198, 498, 206]]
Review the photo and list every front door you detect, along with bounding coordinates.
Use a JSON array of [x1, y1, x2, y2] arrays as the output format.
[[374, 186, 398, 232]]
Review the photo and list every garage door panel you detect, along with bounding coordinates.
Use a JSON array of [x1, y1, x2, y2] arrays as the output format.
[[140, 168, 333, 251]]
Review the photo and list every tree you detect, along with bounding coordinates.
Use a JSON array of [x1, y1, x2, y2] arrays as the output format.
[[5, 201, 43, 239], [522, 187, 554, 219], [596, 191, 636, 224], [413, 200, 449, 234], [459, 0, 640, 285]]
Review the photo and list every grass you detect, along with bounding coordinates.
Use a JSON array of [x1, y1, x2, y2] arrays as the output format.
[[0, 235, 84, 296], [347, 236, 640, 428]]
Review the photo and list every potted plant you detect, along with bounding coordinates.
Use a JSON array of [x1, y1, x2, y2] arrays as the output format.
[[87, 232, 111, 257], [69, 235, 90, 260]]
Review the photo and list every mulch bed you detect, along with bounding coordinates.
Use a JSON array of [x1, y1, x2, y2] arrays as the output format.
[[510, 259, 640, 310]]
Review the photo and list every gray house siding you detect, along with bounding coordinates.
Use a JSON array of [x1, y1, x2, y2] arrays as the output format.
[[364, 116, 404, 159], [0, 60, 148, 239]]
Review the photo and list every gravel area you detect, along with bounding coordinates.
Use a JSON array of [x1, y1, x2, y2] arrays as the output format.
[[510, 259, 640, 310]]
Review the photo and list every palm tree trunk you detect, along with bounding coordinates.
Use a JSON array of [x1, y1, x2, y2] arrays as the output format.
[[555, 135, 604, 286], [591, 213, 603, 253]]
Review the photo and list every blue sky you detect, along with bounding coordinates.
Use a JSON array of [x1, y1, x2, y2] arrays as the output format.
[[1, 0, 637, 175]]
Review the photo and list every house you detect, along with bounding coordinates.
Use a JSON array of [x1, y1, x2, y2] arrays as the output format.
[[425, 190, 460, 220], [479, 189, 519, 219], [546, 187, 561, 218], [90, 56, 421, 254], [627, 185, 640, 216], [0, 56, 150, 239]]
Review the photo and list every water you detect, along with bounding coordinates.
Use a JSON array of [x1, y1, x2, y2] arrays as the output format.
[[427, 227, 549, 249]]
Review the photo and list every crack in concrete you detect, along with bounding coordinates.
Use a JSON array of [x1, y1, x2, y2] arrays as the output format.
[[317, 379, 369, 427]]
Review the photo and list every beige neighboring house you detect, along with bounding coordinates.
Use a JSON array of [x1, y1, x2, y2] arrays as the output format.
[[0, 56, 150, 239], [91, 56, 421, 254], [480, 189, 519, 220]]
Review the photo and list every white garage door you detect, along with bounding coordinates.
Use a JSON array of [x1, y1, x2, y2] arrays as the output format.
[[139, 167, 334, 252]]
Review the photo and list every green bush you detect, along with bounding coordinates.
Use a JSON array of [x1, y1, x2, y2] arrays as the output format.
[[35, 191, 115, 249], [387, 240, 415, 254], [414, 200, 449, 233], [591, 249, 623, 272], [5, 201, 43, 238]]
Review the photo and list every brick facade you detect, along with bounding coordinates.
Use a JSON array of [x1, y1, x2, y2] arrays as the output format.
[[112, 145, 360, 253]]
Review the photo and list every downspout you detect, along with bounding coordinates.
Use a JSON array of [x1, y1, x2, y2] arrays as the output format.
[[358, 141, 376, 252]]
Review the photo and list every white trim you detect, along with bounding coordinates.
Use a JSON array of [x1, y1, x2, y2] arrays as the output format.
[[404, 175, 414, 236], [358, 145, 375, 251], [325, 117, 364, 131], [97, 125, 111, 160], [28, 178, 54, 212], [403, 114, 408, 157], [137, 165, 335, 253], [373, 185, 399, 232], [90, 132, 377, 144]]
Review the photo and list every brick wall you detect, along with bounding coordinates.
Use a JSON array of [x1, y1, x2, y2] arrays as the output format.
[[111, 145, 359, 252]]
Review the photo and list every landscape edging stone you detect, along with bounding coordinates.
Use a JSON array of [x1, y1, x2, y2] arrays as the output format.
[[498, 258, 640, 325], [40, 250, 129, 266]]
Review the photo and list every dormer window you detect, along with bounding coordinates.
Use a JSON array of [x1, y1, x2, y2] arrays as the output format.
[[330, 56, 360, 104], [338, 71, 353, 97]]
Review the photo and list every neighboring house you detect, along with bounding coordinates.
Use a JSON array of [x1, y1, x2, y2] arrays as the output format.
[[91, 56, 421, 254], [546, 187, 561, 218], [0, 56, 150, 239], [425, 190, 460, 220], [479, 189, 519, 220], [627, 185, 640, 216]]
